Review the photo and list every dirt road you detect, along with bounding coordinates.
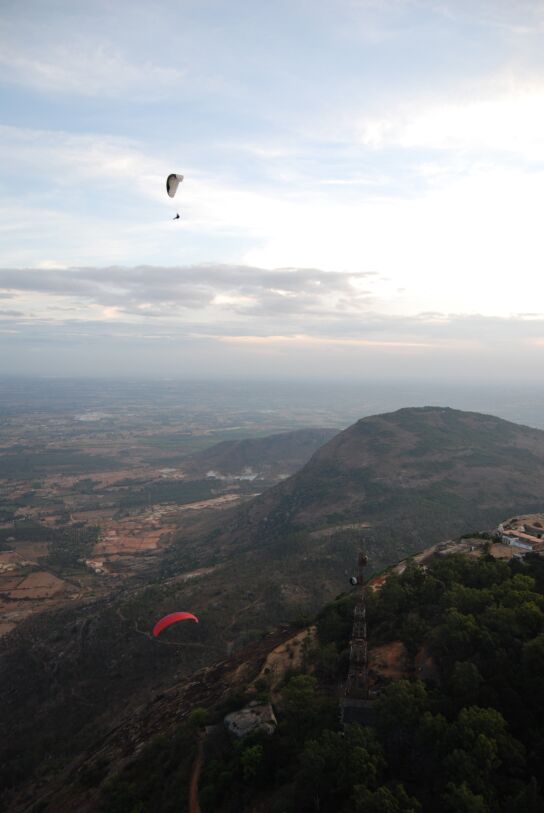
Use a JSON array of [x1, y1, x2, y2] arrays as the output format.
[[189, 731, 204, 813]]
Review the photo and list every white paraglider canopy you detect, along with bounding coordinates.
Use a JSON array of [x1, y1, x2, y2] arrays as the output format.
[[166, 174, 184, 198]]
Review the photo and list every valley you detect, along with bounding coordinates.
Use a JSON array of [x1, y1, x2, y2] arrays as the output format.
[[0, 381, 339, 637]]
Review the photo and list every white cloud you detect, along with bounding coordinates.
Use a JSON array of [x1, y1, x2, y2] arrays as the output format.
[[1, 295, 543, 381], [2, 56, 544, 321], [0, 39, 185, 99], [218, 333, 435, 350], [0, 125, 163, 195], [0, 264, 377, 322], [0, 264, 542, 353], [3, 120, 543, 320], [36, 260, 69, 270], [359, 78, 544, 158], [244, 161, 544, 318]]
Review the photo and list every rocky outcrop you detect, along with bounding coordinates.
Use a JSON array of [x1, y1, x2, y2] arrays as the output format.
[[224, 701, 277, 738]]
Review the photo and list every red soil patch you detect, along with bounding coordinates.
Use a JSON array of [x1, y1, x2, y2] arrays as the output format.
[[368, 641, 408, 683], [0, 576, 24, 591], [0, 621, 16, 636], [94, 528, 164, 555], [40, 515, 63, 527], [0, 551, 24, 565], [368, 574, 387, 592], [175, 494, 245, 512], [71, 509, 114, 523], [8, 571, 66, 600], [489, 543, 519, 560]]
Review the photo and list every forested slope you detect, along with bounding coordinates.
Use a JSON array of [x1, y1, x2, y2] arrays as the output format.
[[104, 551, 544, 813]]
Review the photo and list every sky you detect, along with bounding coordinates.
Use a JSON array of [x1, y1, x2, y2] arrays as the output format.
[[1, 0, 544, 380]]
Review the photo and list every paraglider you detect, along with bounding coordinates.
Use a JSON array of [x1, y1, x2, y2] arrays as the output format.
[[166, 174, 183, 221], [153, 611, 199, 637], [166, 174, 183, 198]]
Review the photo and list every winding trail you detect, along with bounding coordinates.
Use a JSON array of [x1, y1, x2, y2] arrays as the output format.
[[189, 731, 205, 813]]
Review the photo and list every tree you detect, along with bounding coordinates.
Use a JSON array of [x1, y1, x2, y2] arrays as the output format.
[[400, 612, 429, 660], [375, 680, 428, 773], [281, 674, 336, 744], [240, 744, 264, 782], [188, 707, 208, 729], [414, 711, 449, 785], [450, 661, 483, 707], [282, 674, 318, 726], [442, 782, 488, 813], [295, 725, 384, 810], [516, 602, 544, 640], [353, 783, 421, 813], [444, 706, 525, 799], [376, 680, 427, 736], [504, 778, 544, 813], [432, 609, 482, 663], [313, 642, 341, 682], [523, 634, 544, 676]]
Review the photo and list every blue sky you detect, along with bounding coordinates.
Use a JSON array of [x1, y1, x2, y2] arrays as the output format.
[[1, 0, 544, 378]]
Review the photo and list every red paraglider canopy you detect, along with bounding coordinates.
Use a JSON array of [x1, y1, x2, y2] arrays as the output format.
[[153, 612, 199, 637]]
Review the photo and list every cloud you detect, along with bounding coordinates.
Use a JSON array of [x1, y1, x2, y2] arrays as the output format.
[[1, 118, 542, 327], [218, 334, 434, 350], [1, 305, 543, 382], [0, 37, 185, 99], [358, 78, 544, 159], [0, 264, 377, 321], [0, 264, 543, 361], [36, 261, 69, 270], [0, 125, 163, 196], [0, 256, 542, 380], [425, 0, 544, 34]]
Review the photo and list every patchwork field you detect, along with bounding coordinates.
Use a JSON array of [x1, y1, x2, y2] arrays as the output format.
[[0, 383, 334, 637]]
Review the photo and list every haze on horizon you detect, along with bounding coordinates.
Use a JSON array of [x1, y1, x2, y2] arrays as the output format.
[[1, 0, 543, 381]]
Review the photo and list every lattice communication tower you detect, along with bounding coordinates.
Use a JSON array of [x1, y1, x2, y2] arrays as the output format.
[[345, 548, 369, 699]]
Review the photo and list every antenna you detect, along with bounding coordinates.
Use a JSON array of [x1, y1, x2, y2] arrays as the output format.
[[345, 546, 369, 699]]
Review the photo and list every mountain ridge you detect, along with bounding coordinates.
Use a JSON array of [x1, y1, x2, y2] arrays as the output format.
[[202, 406, 544, 555], [181, 426, 338, 481]]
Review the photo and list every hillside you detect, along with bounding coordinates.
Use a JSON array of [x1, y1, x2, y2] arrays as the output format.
[[205, 406, 544, 559], [6, 539, 544, 812], [181, 427, 338, 481], [2, 406, 544, 810], [104, 549, 544, 813]]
